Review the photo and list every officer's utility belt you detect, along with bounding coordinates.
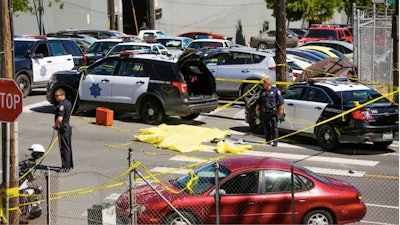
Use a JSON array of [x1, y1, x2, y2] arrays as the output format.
[[261, 107, 278, 115]]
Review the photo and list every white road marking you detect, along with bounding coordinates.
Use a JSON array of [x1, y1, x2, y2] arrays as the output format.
[[23, 101, 51, 113], [239, 151, 379, 166], [150, 167, 191, 175], [304, 166, 365, 177]]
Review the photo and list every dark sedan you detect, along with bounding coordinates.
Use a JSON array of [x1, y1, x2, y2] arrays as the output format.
[[116, 156, 366, 224]]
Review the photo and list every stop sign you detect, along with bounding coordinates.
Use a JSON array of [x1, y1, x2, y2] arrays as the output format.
[[0, 79, 23, 122]]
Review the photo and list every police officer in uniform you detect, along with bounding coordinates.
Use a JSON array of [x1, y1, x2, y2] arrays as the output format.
[[255, 78, 285, 147], [53, 89, 74, 172]]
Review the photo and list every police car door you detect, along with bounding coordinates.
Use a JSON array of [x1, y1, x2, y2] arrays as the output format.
[[32, 42, 74, 83], [279, 86, 304, 130], [293, 87, 329, 133], [79, 57, 118, 102], [110, 59, 149, 104]]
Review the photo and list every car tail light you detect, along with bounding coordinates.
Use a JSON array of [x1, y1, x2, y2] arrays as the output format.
[[352, 109, 374, 120], [172, 81, 188, 94], [357, 193, 363, 200]]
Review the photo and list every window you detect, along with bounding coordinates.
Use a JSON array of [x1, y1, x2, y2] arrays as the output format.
[[303, 88, 329, 103], [88, 57, 119, 75], [35, 43, 50, 57], [48, 42, 68, 56], [220, 171, 259, 195], [219, 52, 251, 65], [264, 170, 303, 193], [284, 87, 304, 100], [119, 61, 146, 77]]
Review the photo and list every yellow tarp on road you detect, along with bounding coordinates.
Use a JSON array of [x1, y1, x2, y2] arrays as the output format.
[[134, 124, 253, 153]]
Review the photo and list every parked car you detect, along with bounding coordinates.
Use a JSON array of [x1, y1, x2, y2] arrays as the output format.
[[246, 77, 399, 150], [46, 48, 229, 124], [299, 40, 353, 61], [105, 42, 170, 57], [177, 31, 228, 40], [286, 48, 325, 62], [286, 54, 313, 81], [47, 31, 98, 45], [186, 38, 234, 50], [288, 28, 307, 38], [137, 29, 168, 42], [297, 45, 350, 60], [13, 37, 76, 97], [154, 36, 193, 58], [84, 39, 125, 65], [249, 29, 299, 49], [298, 25, 353, 45], [155, 37, 193, 49], [203, 47, 292, 104], [49, 29, 129, 39], [116, 155, 367, 224]]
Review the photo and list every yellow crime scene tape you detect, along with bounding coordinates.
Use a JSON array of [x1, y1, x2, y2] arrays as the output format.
[[2, 62, 397, 219]]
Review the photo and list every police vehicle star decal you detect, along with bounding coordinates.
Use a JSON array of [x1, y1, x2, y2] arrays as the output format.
[[40, 65, 47, 77], [90, 83, 102, 98]]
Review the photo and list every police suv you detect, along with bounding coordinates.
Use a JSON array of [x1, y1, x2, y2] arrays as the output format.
[[14, 37, 76, 97], [46, 48, 226, 125], [246, 77, 399, 150]]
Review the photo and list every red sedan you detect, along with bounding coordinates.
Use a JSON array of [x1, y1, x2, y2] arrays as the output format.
[[116, 156, 366, 224]]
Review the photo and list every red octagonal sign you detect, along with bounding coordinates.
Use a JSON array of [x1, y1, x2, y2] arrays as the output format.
[[0, 79, 23, 123]]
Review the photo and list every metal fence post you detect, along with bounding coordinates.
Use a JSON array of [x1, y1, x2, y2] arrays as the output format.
[[214, 162, 220, 225], [128, 147, 135, 225], [45, 167, 50, 225]]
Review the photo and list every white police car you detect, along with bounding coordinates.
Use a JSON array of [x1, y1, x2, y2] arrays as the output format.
[[47, 48, 229, 125], [14, 37, 75, 97], [246, 77, 399, 150]]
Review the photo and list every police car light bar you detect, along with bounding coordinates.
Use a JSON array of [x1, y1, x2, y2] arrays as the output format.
[[307, 77, 349, 83]]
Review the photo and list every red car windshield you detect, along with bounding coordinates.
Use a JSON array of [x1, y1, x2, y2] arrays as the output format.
[[174, 163, 231, 195]]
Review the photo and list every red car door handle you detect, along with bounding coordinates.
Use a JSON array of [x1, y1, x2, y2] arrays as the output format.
[[248, 201, 258, 205]]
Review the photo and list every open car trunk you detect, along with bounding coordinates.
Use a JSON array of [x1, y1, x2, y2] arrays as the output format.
[[178, 48, 231, 96]]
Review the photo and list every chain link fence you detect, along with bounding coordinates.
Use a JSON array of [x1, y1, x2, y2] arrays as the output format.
[[22, 152, 397, 225], [353, 4, 395, 97]]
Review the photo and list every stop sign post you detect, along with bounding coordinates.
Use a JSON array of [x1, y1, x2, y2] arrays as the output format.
[[0, 79, 23, 123]]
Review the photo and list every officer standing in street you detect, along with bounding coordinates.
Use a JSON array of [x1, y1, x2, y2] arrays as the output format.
[[53, 88, 74, 172], [255, 78, 285, 147]]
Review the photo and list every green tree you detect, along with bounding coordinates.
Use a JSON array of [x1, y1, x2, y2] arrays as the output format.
[[338, 0, 373, 23], [266, 0, 311, 27], [13, 0, 63, 13]]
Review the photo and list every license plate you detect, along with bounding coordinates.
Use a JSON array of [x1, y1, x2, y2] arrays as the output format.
[[383, 132, 393, 140]]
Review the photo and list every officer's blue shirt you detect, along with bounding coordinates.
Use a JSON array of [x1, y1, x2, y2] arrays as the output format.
[[257, 86, 284, 110], [55, 99, 72, 124]]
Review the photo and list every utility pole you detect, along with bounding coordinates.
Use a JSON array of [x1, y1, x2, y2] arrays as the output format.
[[0, 0, 19, 224], [108, 0, 116, 30], [148, 0, 156, 29], [275, 0, 287, 90]]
